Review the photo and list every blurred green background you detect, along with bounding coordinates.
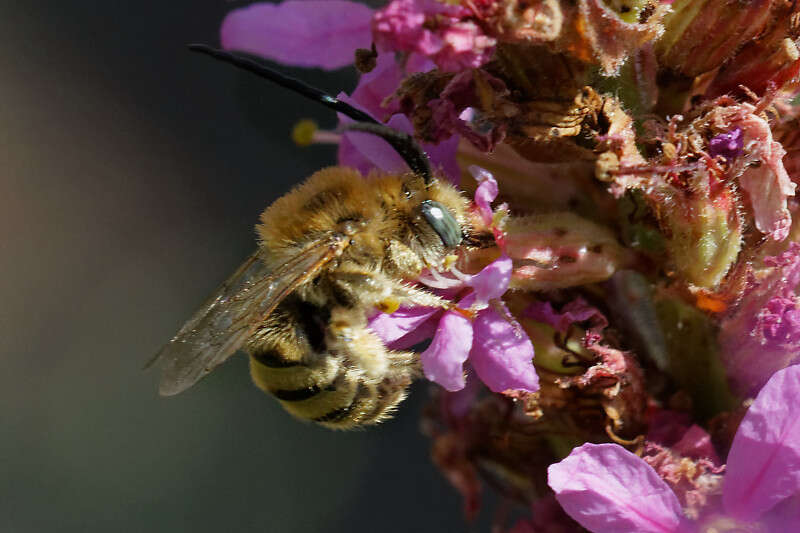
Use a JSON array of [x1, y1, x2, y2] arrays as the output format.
[[0, 2, 468, 531]]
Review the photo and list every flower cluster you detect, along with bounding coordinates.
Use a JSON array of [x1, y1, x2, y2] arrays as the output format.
[[373, 0, 496, 72], [548, 366, 800, 532], [220, 0, 800, 530]]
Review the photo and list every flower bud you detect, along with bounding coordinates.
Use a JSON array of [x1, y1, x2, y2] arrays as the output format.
[[657, 184, 742, 289], [708, 38, 800, 99], [469, 212, 638, 291], [705, 0, 800, 98], [656, 0, 774, 77], [493, 0, 667, 76]]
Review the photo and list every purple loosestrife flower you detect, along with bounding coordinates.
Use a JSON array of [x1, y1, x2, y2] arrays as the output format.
[[220, 2, 461, 181], [548, 365, 800, 533], [216, 1, 800, 527], [369, 167, 538, 394]]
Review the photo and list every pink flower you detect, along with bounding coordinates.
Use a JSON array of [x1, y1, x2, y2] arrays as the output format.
[[719, 242, 800, 395], [220, 1, 462, 180], [368, 168, 539, 393], [220, 0, 374, 70], [372, 0, 496, 72], [419, 254, 539, 393], [548, 365, 800, 532]]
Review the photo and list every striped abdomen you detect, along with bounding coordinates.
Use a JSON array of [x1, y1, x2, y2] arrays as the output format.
[[246, 297, 411, 429]]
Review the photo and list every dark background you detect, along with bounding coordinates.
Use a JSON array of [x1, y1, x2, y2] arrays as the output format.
[[0, 1, 469, 531]]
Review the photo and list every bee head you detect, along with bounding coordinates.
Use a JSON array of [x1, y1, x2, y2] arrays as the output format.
[[189, 45, 466, 255], [394, 174, 467, 262]]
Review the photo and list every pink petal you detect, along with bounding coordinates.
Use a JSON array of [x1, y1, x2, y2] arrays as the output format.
[[337, 134, 375, 175], [467, 253, 512, 304], [339, 105, 460, 182], [337, 95, 409, 173], [220, 1, 374, 70], [723, 365, 800, 522], [372, 0, 494, 72], [548, 443, 687, 533], [761, 494, 800, 532], [406, 52, 436, 74], [367, 306, 439, 345], [383, 114, 460, 182], [424, 133, 461, 184], [386, 313, 441, 351], [420, 311, 473, 391], [386, 114, 461, 178], [470, 306, 538, 393], [336, 56, 459, 178], [469, 165, 498, 225]]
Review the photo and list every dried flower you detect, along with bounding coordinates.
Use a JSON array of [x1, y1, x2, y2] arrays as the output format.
[[707, 102, 795, 242], [656, 0, 775, 77], [493, 0, 668, 76], [705, 0, 800, 99], [394, 68, 510, 150]]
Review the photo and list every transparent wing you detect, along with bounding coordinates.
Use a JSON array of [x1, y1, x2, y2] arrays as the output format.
[[150, 235, 347, 396]]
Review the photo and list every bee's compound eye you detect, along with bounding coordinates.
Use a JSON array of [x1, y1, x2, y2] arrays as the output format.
[[420, 200, 462, 248]]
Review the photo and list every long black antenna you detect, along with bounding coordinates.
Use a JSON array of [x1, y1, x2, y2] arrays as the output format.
[[188, 44, 434, 183], [342, 122, 432, 181]]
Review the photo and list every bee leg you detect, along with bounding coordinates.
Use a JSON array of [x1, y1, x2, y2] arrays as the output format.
[[327, 269, 390, 304], [391, 282, 453, 309], [330, 270, 453, 312], [326, 307, 420, 384], [385, 241, 426, 274]]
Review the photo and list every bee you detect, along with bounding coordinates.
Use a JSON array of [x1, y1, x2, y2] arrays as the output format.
[[150, 46, 476, 429]]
